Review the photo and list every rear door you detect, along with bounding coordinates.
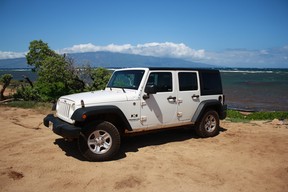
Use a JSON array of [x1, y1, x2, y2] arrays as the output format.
[[176, 71, 200, 121]]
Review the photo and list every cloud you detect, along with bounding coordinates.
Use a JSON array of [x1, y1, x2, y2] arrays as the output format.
[[0, 51, 26, 59], [1, 42, 205, 60], [59, 42, 288, 68], [59, 42, 205, 60], [201, 46, 288, 68], [128, 42, 205, 59], [0, 43, 287, 68], [59, 43, 133, 53]]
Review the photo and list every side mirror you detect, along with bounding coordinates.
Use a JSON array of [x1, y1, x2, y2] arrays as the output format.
[[143, 85, 157, 100], [144, 84, 157, 94]]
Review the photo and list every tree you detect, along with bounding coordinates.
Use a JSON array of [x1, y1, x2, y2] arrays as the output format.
[[0, 74, 13, 100], [16, 40, 111, 102], [26, 40, 59, 72], [89, 67, 112, 90], [22, 40, 85, 101]]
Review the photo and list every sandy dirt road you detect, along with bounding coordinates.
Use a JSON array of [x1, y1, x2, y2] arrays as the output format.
[[0, 106, 287, 192]]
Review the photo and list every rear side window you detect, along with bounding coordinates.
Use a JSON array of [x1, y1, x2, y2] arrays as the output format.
[[199, 71, 223, 95], [178, 72, 198, 91]]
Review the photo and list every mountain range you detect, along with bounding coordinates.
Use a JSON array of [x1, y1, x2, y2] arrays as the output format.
[[0, 51, 214, 69]]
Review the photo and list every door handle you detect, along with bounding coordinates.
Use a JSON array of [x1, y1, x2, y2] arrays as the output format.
[[167, 96, 176, 101], [192, 94, 199, 99]]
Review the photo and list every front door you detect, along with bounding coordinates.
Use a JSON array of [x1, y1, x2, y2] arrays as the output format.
[[140, 71, 178, 128]]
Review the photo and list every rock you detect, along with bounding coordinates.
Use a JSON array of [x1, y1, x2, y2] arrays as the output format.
[[271, 119, 284, 125]]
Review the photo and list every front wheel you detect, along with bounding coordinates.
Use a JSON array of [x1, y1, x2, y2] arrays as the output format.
[[195, 110, 220, 138], [78, 121, 121, 161]]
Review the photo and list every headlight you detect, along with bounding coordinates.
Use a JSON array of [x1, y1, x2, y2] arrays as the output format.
[[56, 100, 60, 111], [71, 103, 76, 111]]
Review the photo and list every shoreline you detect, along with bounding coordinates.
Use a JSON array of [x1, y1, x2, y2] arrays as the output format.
[[1, 67, 288, 112]]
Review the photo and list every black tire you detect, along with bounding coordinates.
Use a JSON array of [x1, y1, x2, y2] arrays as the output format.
[[195, 110, 220, 138], [78, 121, 121, 161]]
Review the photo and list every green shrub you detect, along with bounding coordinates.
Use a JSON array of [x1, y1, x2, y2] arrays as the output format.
[[4, 100, 49, 108], [14, 85, 41, 101], [2, 101, 52, 114], [227, 110, 244, 119], [34, 81, 70, 102], [226, 109, 288, 122], [247, 111, 288, 120]]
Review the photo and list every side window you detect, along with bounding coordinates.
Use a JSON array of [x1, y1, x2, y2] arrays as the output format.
[[199, 71, 223, 95], [146, 72, 172, 92], [178, 72, 198, 91]]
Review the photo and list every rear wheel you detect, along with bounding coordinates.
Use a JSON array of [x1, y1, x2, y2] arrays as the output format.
[[78, 121, 121, 161], [195, 110, 219, 138]]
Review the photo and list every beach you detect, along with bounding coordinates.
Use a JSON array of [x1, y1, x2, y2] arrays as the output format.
[[0, 106, 287, 192]]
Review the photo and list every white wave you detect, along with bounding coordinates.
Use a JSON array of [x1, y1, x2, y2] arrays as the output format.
[[220, 70, 274, 73]]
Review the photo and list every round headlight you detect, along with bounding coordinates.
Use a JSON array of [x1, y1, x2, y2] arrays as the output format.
[[71, 103, 76, 111]]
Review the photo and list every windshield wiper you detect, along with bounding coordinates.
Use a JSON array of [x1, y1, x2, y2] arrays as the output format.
[[108, 86, 125, 93]]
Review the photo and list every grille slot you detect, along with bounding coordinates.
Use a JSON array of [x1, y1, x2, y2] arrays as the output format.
[[58, 101, 71, 118]]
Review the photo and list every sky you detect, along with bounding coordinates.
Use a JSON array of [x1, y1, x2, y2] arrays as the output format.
[[0, 0, 288, 68]]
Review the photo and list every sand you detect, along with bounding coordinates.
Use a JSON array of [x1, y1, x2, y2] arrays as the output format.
[[0, 106, 287, 192]]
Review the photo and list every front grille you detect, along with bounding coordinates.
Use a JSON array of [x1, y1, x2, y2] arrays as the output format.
[[57, 100, 71, 118]]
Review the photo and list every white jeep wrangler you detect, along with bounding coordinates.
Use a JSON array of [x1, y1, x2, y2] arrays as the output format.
[[44, 67, 227, 161]]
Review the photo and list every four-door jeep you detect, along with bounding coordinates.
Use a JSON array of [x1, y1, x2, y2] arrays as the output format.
[[44, 67, 227, 161]]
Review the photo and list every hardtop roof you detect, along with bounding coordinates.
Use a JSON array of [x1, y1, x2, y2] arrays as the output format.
[[148, 67, 219, 72]]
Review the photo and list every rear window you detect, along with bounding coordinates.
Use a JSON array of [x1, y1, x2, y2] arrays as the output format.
[[199, 71, 223, 95]]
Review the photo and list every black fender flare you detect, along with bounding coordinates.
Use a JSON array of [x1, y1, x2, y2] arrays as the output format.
[[71, 105, 132, 131], [191, 100, 225, 123]]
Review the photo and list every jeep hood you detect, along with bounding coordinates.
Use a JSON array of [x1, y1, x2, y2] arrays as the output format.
[[59, 89, 136, 106]]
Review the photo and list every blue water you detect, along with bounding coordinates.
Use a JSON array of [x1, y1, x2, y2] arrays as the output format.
[[1, 68, 288, 111], [220, 68, 288, 111], [0, 68, 37, 81]]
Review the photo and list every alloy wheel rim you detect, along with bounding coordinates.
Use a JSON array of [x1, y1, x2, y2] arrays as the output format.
[[204, 115, 217, 132], [87, 130, 112, 154]]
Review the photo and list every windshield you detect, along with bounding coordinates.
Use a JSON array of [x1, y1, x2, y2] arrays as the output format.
[[107, 70, 145, 90]]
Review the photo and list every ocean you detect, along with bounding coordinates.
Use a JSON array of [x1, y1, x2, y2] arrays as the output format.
[[221, 68, 288, 112], [1, 68, 288, 112]]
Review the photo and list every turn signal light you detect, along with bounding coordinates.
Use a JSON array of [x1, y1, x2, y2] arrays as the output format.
[[82, 114, 87, 119]]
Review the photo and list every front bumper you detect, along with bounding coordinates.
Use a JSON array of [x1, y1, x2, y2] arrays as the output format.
[[43, 114, 81, 139]]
